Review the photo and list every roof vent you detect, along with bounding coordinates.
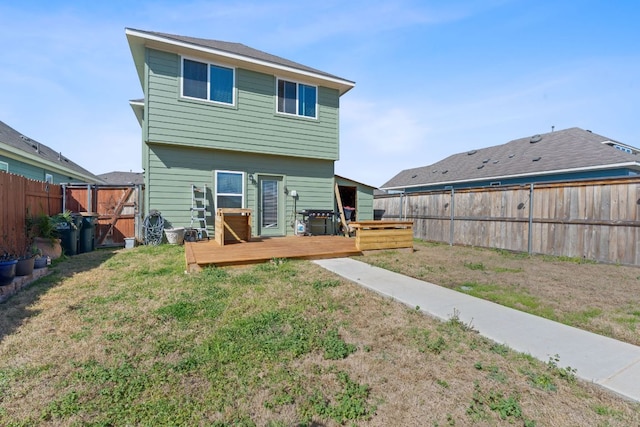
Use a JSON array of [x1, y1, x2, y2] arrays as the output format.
[[530, 134, 542, 143], [411, 174, 418, 179], [477, 164, 484, 169], [508, 154, 515, 158], [482, 159, 490, 164], [442, 170, 448, 174], [467, 150, 477, 155], [532, 156, 542, 162], [432, 169, 438, 173], [20, 135, 30, 142], [493, 160, 499, 164]]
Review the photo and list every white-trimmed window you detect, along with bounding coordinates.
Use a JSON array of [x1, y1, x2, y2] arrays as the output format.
[[215, 170, 244, 209], [277, 78, 317, 118], [0, 161, 8, 172], [182, 57, 235, 105], [45, 173, 53, 183]]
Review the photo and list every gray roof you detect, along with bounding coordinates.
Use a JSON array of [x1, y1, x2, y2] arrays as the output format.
[[97, 171, 144, 185], [0, 120, 102, 182], [127, 28, 354, 87], [382, 127, 640, 190]]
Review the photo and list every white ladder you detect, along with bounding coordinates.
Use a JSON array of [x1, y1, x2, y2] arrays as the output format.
[[190, 184, 209, 239]]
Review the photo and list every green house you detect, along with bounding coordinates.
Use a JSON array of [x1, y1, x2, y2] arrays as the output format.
[[126, 28, 355, 237], [0, 120, 101, 184]]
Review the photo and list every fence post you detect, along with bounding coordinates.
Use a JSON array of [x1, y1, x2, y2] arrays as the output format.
[[528, 183, 534, 254], [449, 188, 455, 246]]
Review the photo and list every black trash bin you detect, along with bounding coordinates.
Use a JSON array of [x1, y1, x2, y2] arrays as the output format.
[[56, 214, 82, 256], [79, 213, 99, 253]]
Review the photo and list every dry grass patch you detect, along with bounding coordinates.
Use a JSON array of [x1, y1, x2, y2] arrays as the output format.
[[0, 245, 638, 426], [357, 240, 640, 346]]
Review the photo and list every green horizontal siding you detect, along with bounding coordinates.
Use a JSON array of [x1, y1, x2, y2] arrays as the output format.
[[0, 154, 86, 184], [146, 144, 335, 236], [145, 49, 340, 161]]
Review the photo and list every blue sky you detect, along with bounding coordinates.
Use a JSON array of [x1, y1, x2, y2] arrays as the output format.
[[1, 1, 638, 186]]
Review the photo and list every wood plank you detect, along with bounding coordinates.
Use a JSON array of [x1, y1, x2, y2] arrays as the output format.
[[184, 235, 361, 268]]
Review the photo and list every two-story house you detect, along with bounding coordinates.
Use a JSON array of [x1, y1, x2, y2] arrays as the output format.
[[125, 28, 355, 237]]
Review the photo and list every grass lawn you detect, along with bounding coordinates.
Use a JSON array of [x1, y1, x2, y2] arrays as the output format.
[[357, 240, 640, 346], [0, 244, 638, 426]]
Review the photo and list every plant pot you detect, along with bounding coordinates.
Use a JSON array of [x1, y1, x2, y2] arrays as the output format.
[[164, 228, 185, 245], [15, 257, 35, 276], [0, 260, 18, 286], [34, 237, 63, 260], [34, 256, 47, 269]]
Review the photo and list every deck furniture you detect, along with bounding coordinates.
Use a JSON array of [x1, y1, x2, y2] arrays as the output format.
[[215, 208, 252, 246], [350, 220, 414, 251]]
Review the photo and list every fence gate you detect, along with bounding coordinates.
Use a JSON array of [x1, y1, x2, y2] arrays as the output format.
[[64, 184, 144, 247]]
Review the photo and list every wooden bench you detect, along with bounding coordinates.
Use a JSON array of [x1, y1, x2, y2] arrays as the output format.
[[350, 220, 414, 252], [214, 208, 252, 246]]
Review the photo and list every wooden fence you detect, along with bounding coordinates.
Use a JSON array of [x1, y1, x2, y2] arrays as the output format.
[[0, 172, 63, 254], [374, 177, 640, 266], [64, 184, 144, 247]]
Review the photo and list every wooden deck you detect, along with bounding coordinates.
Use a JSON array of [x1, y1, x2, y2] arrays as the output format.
[[185, 235, 361, 271]]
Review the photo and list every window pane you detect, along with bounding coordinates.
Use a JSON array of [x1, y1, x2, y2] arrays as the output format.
[[277, 80, 297, 114], [217, 172, 242, 194], [210, 65, 233, 104], [183, 59, 207, 99], [261, 180, 278, 228], [217, 195, 242, 209], [299, 84, 316, 117]]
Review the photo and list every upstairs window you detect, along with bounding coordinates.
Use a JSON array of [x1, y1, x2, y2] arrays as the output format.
[[45, 173, 53, 183], [182, 58, 234, 105], [277, 79, 317, 118], [0, 161, 8, 172]]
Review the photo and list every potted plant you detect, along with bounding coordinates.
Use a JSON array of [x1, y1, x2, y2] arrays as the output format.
[[27, 213, 63, 260], [0, 234, 19, 285], [15, 244, 41, 276]]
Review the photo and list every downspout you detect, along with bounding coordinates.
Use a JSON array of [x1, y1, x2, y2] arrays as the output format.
[[399, 192, 404, 221], [62, 184, 67, 213]]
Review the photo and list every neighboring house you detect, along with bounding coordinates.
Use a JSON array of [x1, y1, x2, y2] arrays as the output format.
[[0, 120, 102, 184], [381, 127, 640, 193], [125, 28, 356, 236], [98, 171, 145, 185]]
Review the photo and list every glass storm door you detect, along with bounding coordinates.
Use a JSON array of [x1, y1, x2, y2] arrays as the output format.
[[258, 176, 284, 236]]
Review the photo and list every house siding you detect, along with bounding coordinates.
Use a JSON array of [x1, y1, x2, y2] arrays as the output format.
[[0, 154, 84, 184], [146, 143, 334, 235], [404, 168, 640, 193], [145, 48, 340, 161]]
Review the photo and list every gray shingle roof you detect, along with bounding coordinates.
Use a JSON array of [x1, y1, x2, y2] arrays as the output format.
[[97, 171, 144, 185], [127, 28, 354, 85], [382, 127, 640, 190], [0, 120, 102, 182]]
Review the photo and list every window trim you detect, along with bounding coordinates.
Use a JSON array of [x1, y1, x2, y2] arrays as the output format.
[[214, 170, 245, 210], [45, 173, 53, 184], [180, 56, 236, 106], [0, 161, 8, 172], [276, 77, 318, 119]]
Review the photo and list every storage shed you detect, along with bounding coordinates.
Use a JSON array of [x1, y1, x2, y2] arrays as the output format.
[[335, 175, 375, 222]]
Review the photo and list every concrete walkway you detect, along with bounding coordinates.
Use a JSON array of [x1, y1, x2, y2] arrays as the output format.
[[314, 258, 640, 402]]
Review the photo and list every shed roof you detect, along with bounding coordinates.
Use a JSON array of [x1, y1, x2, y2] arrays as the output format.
[[125, 28, 355, 96], [382, 128, 640, 190], [0, 120, 103, 183], [97, 171, 144, 185]]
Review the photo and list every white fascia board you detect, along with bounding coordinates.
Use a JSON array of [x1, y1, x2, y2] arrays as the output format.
[[381, 162, 640, 191], [125, 28, 355, 95]]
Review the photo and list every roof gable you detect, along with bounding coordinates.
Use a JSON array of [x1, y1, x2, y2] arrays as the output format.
[[382, 128, 640, 190], [125, 28, 355, 96]]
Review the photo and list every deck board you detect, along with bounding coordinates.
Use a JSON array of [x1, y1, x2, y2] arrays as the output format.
[[185, 235, 361, 271]]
